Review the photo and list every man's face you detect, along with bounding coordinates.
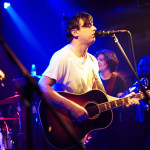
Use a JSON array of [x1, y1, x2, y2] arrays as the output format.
[[97, 54, 108, 72], [77, 19, 97, 46]]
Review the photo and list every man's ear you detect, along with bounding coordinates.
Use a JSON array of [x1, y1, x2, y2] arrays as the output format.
[[71, 29, 78, 37]]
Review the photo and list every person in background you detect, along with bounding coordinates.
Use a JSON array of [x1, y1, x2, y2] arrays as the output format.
[[134, 56, 150, 150], [137, 56, 150, 90], [38, 11, 139, 150], [135, 56, 150, 122], [85, 50, 128, 150], [95, 49, 127, 97]]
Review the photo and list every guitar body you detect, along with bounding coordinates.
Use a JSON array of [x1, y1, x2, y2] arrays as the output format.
[[38, 90, 112, 149]]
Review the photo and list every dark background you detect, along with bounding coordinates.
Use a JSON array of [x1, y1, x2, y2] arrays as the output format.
[[0, 0, 150, 150]]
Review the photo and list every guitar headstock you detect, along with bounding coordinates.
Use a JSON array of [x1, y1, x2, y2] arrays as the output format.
[[129, 77, 149, 93], [134, 90, 150, 100], [140, 77, 149, 88]]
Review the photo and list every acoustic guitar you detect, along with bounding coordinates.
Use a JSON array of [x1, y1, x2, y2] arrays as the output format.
[[38, 89, 150, 149]]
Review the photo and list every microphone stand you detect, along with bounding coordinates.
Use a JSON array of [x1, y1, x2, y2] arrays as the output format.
[[16, 92, 23, 150], [111, 34, 150, 103]]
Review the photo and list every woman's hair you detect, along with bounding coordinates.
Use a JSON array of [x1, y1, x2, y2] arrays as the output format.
[[62, 11, 93, 43], [95, 49, 119, 72]]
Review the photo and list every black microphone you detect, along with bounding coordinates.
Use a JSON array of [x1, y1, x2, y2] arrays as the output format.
[[95, 30, 128, 37]]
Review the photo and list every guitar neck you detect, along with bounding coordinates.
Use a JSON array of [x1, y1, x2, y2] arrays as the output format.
[[119, 77, 148, 98], [99, 91, 147, 112]]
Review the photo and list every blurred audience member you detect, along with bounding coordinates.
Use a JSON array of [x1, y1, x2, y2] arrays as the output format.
[[135, 56, 150, 122], [95, 49, 127, 97], [137, 56, 150, 90]]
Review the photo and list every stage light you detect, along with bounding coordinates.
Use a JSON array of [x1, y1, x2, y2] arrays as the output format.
[[4, 2, 10, 9]]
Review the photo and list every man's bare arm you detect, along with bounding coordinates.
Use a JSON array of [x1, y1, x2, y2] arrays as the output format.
[[38, 75, 88, 122]]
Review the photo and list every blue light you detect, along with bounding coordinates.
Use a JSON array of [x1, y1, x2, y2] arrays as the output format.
[[5, 6, 46, 58], [4, 2, 10, 9], [114, 7, 122, 12]]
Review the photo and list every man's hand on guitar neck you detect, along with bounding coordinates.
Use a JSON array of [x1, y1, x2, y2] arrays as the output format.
[[125, 92, 140, 107], [107, 92, 140, 107]]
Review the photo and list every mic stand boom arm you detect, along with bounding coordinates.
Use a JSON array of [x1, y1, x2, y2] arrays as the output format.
[[111, 34, 150, 103]]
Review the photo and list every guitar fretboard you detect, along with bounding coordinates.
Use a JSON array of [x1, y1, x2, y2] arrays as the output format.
[[98, 91, 147, 112]]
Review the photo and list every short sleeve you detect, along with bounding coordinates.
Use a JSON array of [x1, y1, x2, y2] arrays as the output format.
[[42, 51, 65, 82]]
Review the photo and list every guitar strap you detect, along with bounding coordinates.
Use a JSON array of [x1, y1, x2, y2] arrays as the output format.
[[88, 54, 106, 93], [92, 69, 106, 93], [106, 72, 117, 95]]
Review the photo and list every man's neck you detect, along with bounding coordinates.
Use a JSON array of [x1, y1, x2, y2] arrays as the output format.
[[100, 69, 112, 80], [69, 42, 88, 58]]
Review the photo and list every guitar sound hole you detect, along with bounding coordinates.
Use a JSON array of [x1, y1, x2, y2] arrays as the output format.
[[85, 102, 100, 119]]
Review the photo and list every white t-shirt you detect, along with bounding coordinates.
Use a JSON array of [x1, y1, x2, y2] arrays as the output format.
[[43, 45, 101, 94]]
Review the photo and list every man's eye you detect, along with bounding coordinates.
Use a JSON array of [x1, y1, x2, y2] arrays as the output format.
[[82, 24, 92, 27]]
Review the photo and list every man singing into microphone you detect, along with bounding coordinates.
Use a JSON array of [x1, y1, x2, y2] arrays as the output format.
[[38, 11, 139, 150]]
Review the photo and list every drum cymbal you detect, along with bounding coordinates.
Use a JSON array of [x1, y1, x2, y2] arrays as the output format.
[[0, 117, 19, 121], [0, 94, 20, 104]]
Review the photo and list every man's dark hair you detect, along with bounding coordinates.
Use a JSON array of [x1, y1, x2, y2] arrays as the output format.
[[137, 56, 150, 89], [95, 49, 119, 72], [62, 11, 93, 43]]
